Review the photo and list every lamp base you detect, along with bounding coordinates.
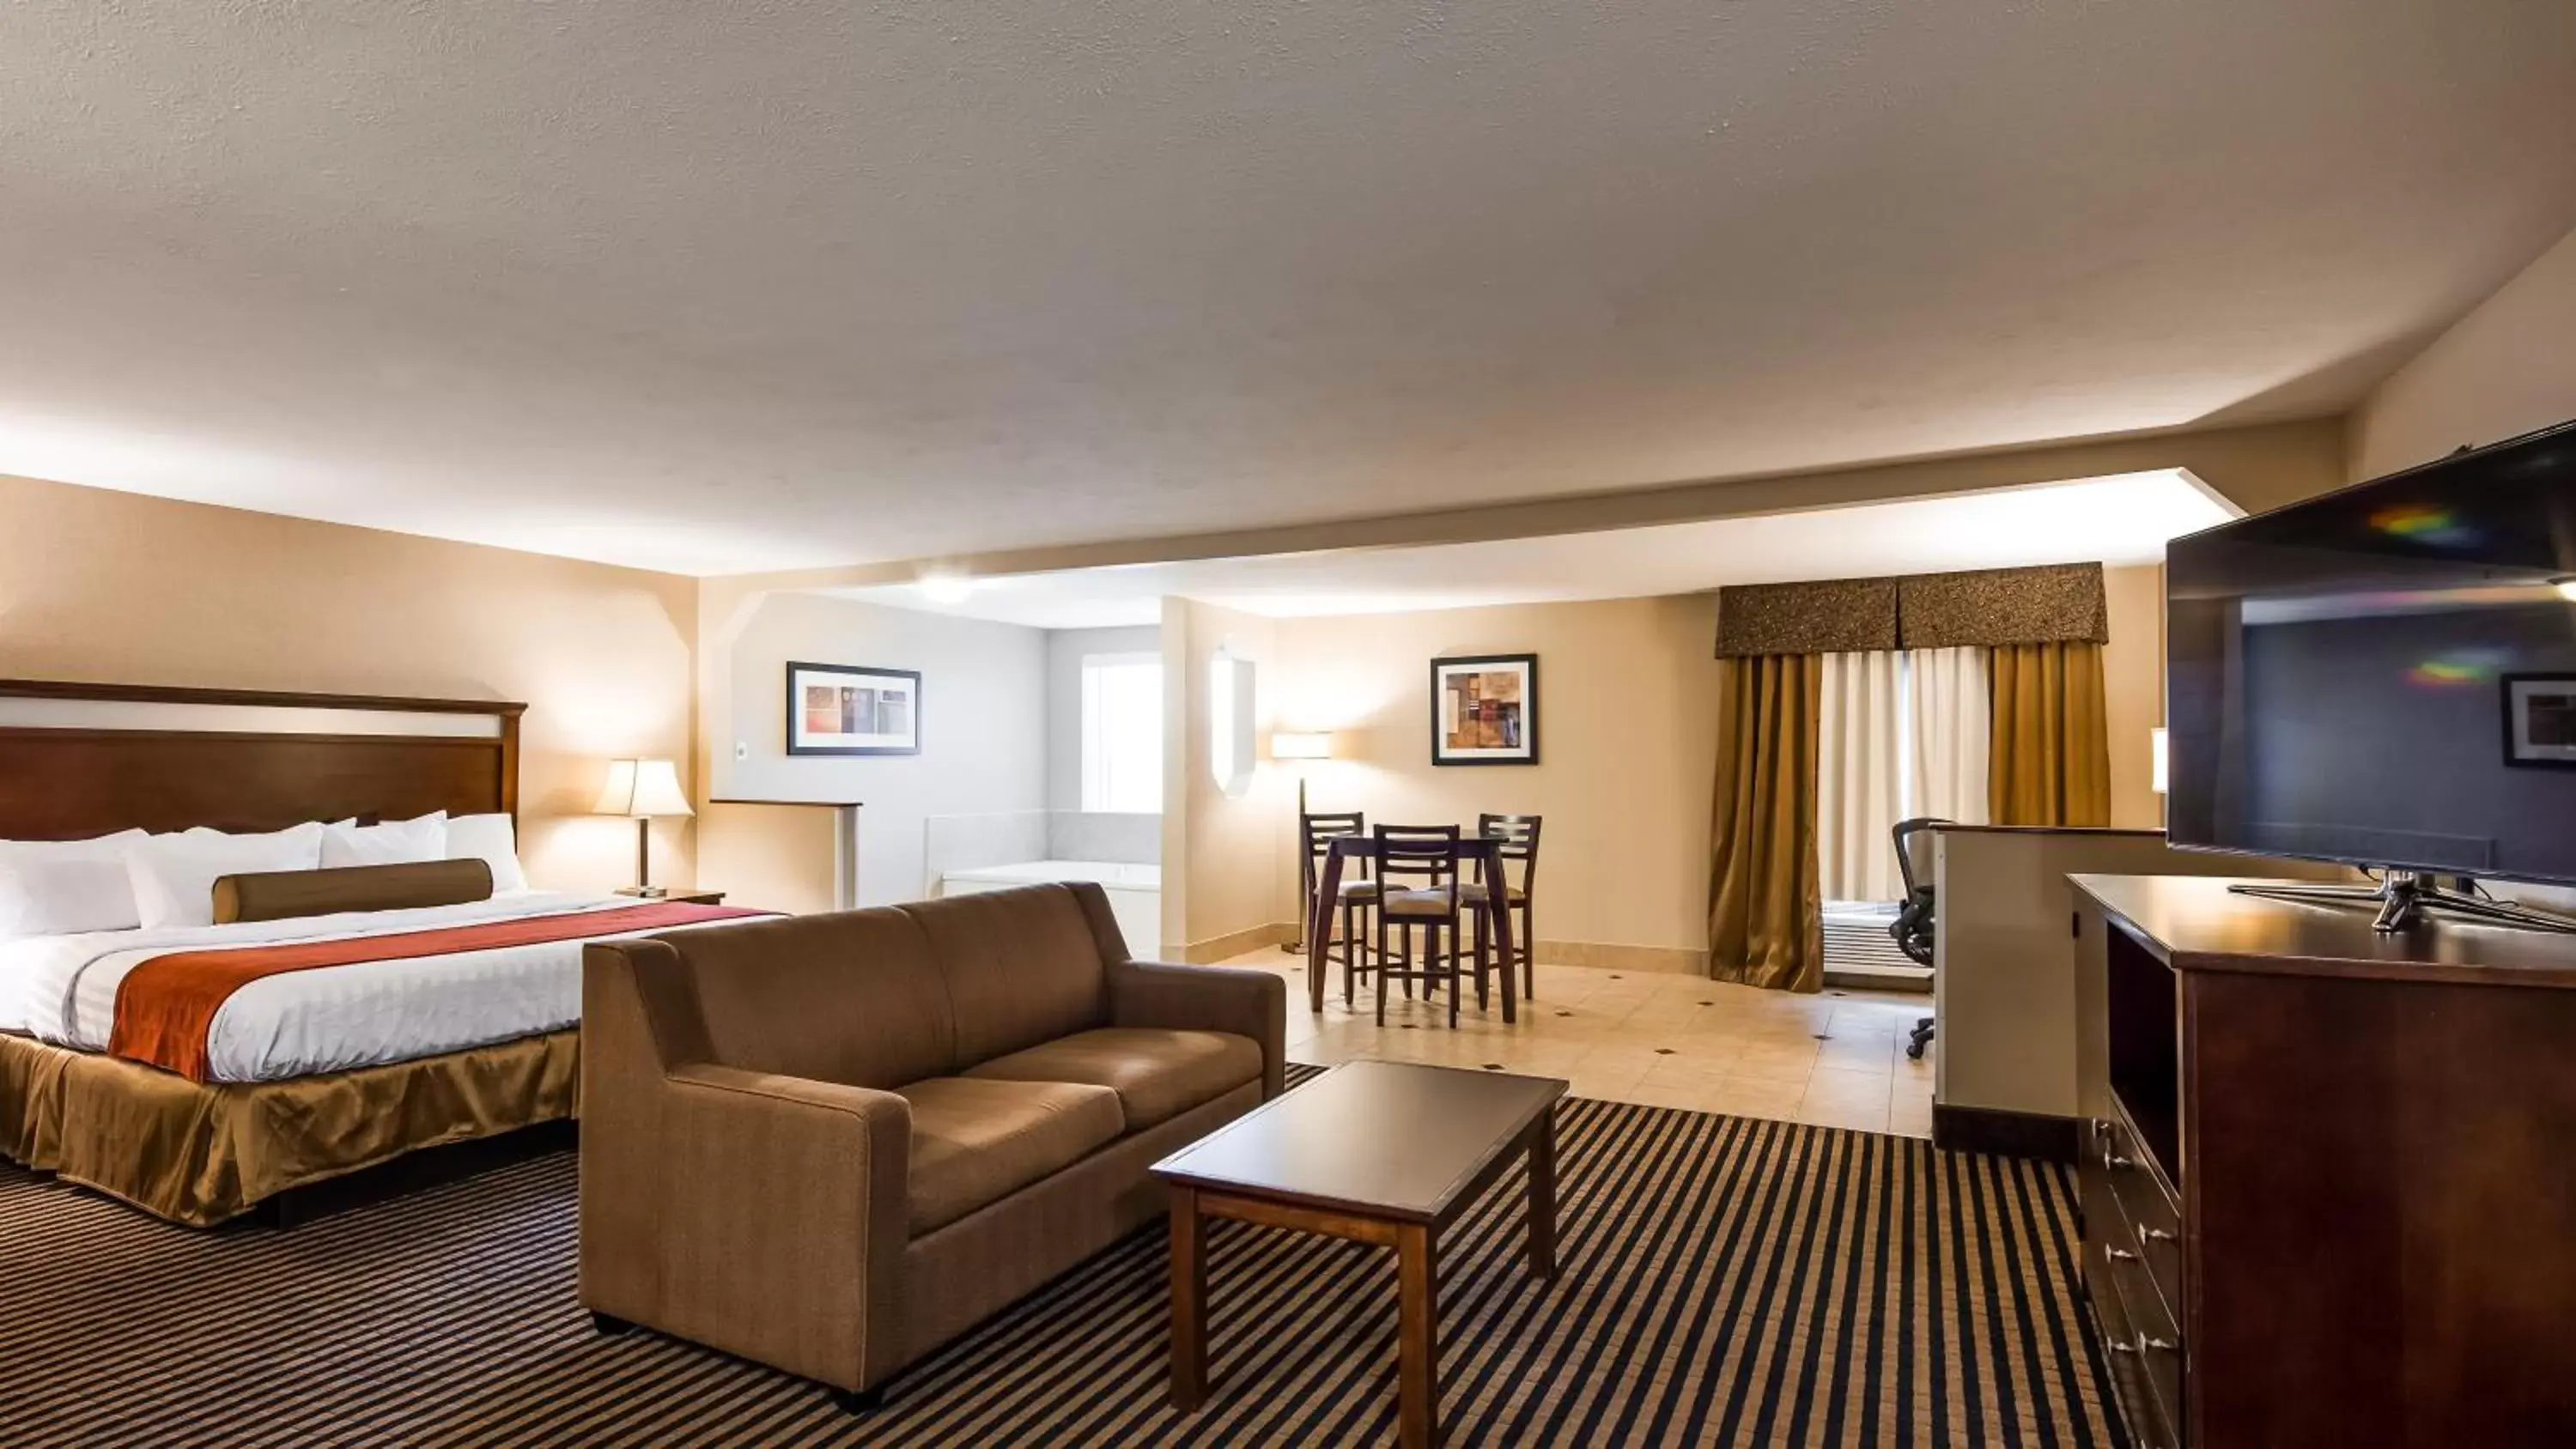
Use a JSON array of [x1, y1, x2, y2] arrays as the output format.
[[616, 885, 671, 900]]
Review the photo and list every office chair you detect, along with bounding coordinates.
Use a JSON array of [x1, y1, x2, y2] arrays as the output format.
[[1889, 816, 1948, 1060]]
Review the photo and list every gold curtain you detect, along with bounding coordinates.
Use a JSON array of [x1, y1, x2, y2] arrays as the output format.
[[1707, 654, 1824, 992], [1988, 641, 2111, 826]]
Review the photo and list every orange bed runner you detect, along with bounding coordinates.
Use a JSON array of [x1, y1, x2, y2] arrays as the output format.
[[110, 901, 769, 1082]]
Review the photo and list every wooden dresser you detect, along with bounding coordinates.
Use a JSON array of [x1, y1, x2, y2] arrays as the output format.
[[2071, 875, 2576, 1449]]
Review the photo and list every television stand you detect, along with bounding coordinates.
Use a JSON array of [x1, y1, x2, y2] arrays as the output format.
[[2229, 869, 2576, 935]]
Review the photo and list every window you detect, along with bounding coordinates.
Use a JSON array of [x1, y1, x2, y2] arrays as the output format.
[[1081, 653, 1163, 813]]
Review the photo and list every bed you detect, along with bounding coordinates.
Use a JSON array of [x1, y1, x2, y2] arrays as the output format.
[[0, 678, 753, 1225]]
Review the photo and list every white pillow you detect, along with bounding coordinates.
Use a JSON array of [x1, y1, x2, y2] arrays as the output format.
[[445, 813, 528, 893], [322, 811, 448, 870], [0, 829, 149, 938], [125, 822, 326, 931]]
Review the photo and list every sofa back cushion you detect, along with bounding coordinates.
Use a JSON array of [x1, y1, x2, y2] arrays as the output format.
[[900, 884, 1109, 1065], [655, 908, 956, 1088]]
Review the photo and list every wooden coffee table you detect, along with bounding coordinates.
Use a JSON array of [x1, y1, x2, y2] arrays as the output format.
[[1151, 1060, 1568, 1449]]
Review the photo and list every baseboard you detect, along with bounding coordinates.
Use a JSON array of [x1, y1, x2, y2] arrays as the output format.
[[1177, 921, 1292, 964], [1534, 939, 1709, 975], [1932, 1104, 2081, 1162]]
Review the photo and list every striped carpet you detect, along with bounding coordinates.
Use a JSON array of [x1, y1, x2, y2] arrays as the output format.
[[0, 1067, 2123, 1447]]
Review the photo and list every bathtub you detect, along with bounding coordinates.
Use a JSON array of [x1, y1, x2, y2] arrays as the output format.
[[939, 860, 1162, 960]]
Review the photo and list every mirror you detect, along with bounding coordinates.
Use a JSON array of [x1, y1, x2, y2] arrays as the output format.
[[1209, 648, 1256, 798]]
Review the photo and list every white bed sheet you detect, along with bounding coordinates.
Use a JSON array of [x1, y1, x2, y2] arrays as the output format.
[[0, 892, 715, 1083]]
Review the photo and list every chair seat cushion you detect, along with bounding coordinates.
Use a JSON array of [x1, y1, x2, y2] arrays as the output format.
[[1381, 888, 1459, 919], [1335, 880, 1382, 901], [963, 1027, 1262, 1131], [896, 1076, 1125, 1234], [1455, 882, 1528, 904]]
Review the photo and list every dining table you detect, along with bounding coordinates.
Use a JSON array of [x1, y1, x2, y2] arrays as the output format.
[[1306, 834, 1518, 1023]]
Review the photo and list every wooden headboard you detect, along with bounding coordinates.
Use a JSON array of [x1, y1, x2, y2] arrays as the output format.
[[0, 680, 524, 841]]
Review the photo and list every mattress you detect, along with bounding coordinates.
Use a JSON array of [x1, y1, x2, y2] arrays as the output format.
[[0, 892, 704, 1083]]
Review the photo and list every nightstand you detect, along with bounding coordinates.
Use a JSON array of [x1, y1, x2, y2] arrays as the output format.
[[617, 888, 726, 905]]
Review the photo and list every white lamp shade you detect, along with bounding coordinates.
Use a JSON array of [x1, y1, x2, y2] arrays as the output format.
[[1272, 731, 1334, 761], [2150, 728, 2169, 795], [594, 758, 694, 818]]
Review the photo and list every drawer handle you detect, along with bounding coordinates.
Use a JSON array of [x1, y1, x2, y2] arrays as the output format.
[[2105, 1337, 2137, 1356], [2138, 1334, 2177, 1355], [2106, 1247, 2140, 1262], [2141, 1227, 2176, 1244], [2103, 1149, 2135, 1170]]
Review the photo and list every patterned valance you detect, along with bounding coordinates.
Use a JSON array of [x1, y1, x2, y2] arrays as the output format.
[[1716, 562, 2107, 657], [1713, 578, 1898, 657], [1899, 563, 2106, 649]]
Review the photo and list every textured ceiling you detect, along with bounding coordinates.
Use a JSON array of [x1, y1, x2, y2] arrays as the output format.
[[2, 1, 2572, 575]]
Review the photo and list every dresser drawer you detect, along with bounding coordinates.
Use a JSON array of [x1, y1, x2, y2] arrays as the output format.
[[2104, 1217, 2185, 1445], [2097, 1109, 2183, 1324], [2087, 1234, 2179, 1449]]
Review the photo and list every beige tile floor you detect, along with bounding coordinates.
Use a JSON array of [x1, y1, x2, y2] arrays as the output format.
[[1216, 948, 1935, 1137]]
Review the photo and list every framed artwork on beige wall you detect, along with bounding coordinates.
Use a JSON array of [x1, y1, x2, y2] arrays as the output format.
[[787, 660, 921, 756], [1431, 653, 1538, 766]]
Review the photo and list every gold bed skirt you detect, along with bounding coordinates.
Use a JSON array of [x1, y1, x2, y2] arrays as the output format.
[[0, 1028, 578, 1227]]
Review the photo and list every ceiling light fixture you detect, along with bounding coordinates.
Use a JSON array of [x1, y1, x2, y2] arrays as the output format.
[[919, 573, 975, 605], [2553, 576, 2576, 603]]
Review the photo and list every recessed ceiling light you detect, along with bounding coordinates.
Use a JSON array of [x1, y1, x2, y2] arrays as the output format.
[[920, 573, 975, 604]]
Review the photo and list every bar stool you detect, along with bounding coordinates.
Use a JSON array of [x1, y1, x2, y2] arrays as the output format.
[[1372, 824, 1479, 1028], [1300, 811, 1378, 1003], [1461, 813, 1541, 1005]]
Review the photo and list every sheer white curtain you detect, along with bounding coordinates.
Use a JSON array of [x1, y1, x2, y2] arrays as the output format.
[[1818, 651, 1905, 902], [1908, 646, 1990, 826]]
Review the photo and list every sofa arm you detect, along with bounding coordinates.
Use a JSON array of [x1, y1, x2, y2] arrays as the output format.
[[653, 1064, 914, 1391], [1107, 960, 1288, 1099]]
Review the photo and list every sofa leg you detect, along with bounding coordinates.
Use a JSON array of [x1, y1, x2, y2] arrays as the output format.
[[832, 1385, 884, 1415], [590, 1312, 635, 1337]]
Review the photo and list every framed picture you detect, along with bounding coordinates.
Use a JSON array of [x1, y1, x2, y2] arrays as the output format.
[[787, 661, 921, 756], [2502, 674, 2576, 768], [1431, 653, 1538, 767]]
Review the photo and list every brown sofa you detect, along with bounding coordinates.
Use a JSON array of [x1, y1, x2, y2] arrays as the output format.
[[577, 881, 1284, 1408]]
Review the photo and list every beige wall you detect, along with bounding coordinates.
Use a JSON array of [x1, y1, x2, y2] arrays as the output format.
[[2100, 563, 2166, 831], [1935, 828, 2347, 1120], [2349, 223, 2576, 481], [2346, 221, 2576, 915], [1163, 597, 1283, 959], [1270, 596, 1723, 962], [0, 472, 696, 893]]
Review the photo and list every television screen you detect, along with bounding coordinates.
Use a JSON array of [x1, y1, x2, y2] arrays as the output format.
[[2166, 420, 2576, 885]]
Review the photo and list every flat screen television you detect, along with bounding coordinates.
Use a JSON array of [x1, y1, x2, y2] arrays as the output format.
[[2165, 417, 2576, 912]]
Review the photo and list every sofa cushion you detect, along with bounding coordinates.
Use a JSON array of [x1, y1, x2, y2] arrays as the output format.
[[963, 1028, 1263, 1131], [899, 886, 1109, 1066], [896, 1076, 1124, 1234], [656, 908, 956, 1089]]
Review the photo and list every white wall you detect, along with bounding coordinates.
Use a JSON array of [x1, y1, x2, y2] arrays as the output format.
[[1044, 623, 1163, 864], [723, 592, 1047, 906], [1045, 624, 1161, 809]]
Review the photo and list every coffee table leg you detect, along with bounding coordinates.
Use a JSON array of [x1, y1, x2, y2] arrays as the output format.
[[1528, 1107, 1558, 1282], [1397, 1223, 1439, 1449], [1170, 1188, 1207, 1411]]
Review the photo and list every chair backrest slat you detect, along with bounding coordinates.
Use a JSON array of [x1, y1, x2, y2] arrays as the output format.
[[1477, 812, 1543, 896], [1374, 823, 1461, 889]]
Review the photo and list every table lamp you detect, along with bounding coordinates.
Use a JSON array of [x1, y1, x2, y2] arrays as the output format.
[[594, 757, 693, 897]]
